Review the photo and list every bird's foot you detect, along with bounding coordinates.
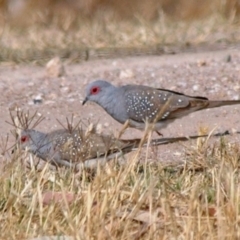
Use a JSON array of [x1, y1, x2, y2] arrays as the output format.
[[156, 131, 163, 137]]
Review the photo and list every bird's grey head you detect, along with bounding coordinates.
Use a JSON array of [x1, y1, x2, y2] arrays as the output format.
[[19, 129, 47, 154], [82, 80, 116, 106]]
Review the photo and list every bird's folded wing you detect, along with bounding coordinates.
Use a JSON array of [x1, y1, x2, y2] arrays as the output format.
[[56, 133, 136, 163]]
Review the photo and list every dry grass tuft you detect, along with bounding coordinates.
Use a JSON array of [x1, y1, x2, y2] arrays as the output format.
[[1, 114, 240, 239]]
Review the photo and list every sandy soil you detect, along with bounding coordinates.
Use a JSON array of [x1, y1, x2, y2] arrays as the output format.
[[1, 46, 240, 166]]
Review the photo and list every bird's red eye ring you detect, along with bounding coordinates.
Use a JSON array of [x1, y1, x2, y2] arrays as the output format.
[[90, 86, 100, 95], [21, 136, 28, 143]]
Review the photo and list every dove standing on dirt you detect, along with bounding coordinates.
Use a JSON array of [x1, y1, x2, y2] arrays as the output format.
[[17, 128, 146, 170], [83, 80, 240, 134]]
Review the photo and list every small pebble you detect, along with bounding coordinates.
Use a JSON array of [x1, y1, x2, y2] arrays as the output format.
[[192, 85, 199, 91], [197, 60, 207, 66], [33, 94, 43, 104], [104, 122, 110, 127], [173, 152, 181, 156], [96, 123, 103, 133], [67, 98, 75, 102], [224, 54, 231, 63], [112, 61, 118, 66], [232, 95, 240, 100], [233, 85, 240, 91], [151, 72, 155, 78], [60, 87, 69, 93], [176, 81, 187, 88], [119, 69, 134, 79], [221, 76, 228, 82]]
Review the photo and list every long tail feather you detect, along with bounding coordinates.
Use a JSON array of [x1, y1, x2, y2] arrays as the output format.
[[208, 100, 240, 109], [119, 129, 232, 151]]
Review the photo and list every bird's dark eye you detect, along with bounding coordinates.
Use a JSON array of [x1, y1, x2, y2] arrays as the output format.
[[90, 86, 100, 95], [21, 136, 28, 143]]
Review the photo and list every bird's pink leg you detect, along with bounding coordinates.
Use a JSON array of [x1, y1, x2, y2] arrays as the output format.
[[117, 119, 130, 139]]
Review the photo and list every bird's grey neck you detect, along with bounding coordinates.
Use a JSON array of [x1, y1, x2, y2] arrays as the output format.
[[31, 132, 52, 160], [99, 86, 128, 123], [99, 85, 118, 110]]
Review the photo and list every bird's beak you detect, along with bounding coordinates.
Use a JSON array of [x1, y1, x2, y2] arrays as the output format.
[[82, 97, 88, 105]]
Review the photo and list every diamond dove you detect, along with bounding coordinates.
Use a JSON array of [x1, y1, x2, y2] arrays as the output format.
[[83, 80, 240, 135], [17, 127, 146, 170]]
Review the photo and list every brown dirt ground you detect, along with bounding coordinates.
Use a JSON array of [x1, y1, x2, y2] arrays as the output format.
[[1, 46, 240, 167]]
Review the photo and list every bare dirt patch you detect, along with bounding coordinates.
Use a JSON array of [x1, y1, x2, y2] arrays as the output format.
[[1, 46, 240, 166]]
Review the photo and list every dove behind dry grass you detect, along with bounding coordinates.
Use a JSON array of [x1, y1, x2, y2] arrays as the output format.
[[18, 128, 143, 170]]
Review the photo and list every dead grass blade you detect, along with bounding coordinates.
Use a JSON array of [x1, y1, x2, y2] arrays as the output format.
[[7, 110, 45, 132]]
